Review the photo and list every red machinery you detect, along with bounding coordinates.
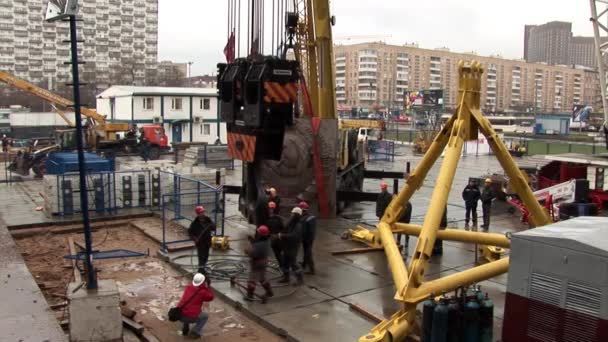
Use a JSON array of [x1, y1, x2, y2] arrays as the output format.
[[509, 154, 608, 223]]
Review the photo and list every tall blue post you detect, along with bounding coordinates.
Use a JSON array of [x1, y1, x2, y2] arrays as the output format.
[[69, 15, 96, 289]]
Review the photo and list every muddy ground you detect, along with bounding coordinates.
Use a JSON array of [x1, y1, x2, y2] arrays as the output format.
[[13, 225, 282, 342]]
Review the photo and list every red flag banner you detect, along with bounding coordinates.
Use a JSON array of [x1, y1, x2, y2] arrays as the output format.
[[223, 31, 235, 63]]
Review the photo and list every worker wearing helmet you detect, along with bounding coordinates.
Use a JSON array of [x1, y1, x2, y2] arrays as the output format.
[[278, 207, 304, 285], [266, 187, 281, 213], [243, 225, 274, 302], [480, 178, 496, 232], [462, 179, 481, 230], [298, 201, 316, 275], [188, 205, 216, 274], [266, 201, 285, 270], [376, 182, 393, 219]]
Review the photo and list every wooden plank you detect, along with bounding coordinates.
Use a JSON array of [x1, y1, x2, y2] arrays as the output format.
[[331, 245, 404, 256], [122, 316, 144, 335], [348, 302, 383, 323], [121, 306, 137, 319], [67, 237, 82, 283], [50, 302, 68, 310], [331, 247, 385, 255], [50, 292, 67, 299]]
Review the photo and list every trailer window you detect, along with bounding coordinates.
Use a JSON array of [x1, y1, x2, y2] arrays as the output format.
[[202, 124, 210, 135], [143, 97, 154, 110], [200, 98, 211, 110], [171, 98, 182, 110]]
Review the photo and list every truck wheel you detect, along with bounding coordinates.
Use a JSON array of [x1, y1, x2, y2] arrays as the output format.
[[32, 162, 45, 178], [148, 146, 160, 160]]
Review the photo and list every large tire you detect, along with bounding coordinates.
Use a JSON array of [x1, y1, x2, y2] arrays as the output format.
[[32, 161, 45, 178], [148, 146, 160, 160]]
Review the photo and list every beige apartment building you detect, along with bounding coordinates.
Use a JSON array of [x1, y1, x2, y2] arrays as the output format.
[[334, 42, 600, 113]]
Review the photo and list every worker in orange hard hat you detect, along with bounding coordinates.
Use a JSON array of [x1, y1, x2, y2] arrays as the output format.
[[376, 182, 392, 220], [188, 205, 216, 274], [243, 225, 274, 302], [480, 178, 496, 232]]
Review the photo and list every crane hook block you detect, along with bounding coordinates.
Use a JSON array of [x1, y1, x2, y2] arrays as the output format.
[[217, 56, 300, 162]]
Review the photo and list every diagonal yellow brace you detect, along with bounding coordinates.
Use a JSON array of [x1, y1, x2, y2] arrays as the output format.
[[393, 223, 511, 248]]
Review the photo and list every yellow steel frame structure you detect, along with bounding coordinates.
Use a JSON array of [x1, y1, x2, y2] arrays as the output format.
[[359, 61, 552, 342]]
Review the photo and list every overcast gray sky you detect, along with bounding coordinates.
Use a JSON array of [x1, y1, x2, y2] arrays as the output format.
[[159, 0, 594, 76]]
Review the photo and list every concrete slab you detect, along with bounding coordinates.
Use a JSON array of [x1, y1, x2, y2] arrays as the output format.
[[68, 279, 122, 342], [264, 300, 376, 342]]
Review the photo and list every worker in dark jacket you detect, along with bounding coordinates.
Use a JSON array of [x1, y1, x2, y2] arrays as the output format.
[[376, 182, 393, 219], [432, 205, 448, 256], [244, 225, 274, 302], [480, 178, 496, 232], [396, 201, 413, 251], [266, 187, 280, 213], [298, 202, 316, 275], [176, 273, 214, 338], [462, 179, 481, 229], [266, 201, 285, 270], [188, 206, 216, 274], [278, 207, 304, 285]]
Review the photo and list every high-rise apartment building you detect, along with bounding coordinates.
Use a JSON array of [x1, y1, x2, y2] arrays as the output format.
[[523, 21, 607, 68], [524, 21, 572, 66], [0, 0, 158, 87], [334, 42, 600, 113]]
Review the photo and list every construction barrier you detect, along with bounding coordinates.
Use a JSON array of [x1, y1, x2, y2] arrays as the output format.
[[367, 140, 395, 162]]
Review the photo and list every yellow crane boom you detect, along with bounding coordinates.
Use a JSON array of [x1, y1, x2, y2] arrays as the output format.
[[0, 70, 129, 140]]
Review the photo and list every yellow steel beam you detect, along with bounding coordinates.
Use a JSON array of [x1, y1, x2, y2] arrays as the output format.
[[470, 109, 552, 227], [377, 221, 408, 292], [406, 258, 510, 303], [359, 305, 416, 342], [312, 0, 336, 119], [393, 223, 511, 248], [402, 105, 468, 296]]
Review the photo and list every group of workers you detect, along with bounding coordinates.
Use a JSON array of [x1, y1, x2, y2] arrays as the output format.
[[375, 177, 496, 256], [243, 187, 317, 302], [177, 178, 496, 338], [462, 178, 496, 232]]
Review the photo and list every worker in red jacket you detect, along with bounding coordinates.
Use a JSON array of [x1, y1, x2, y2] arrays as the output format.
[[176, 273, 214, 338]]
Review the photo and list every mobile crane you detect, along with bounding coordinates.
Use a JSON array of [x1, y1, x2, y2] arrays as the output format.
[[0, 71, 169, 176]]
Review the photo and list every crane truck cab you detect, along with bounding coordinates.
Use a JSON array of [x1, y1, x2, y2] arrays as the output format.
[[357, 127, 383, 143]]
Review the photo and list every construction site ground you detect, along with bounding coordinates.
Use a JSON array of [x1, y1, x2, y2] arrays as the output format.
[[0, 146, 550, 341]]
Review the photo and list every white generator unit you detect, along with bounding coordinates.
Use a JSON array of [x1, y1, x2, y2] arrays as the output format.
[[503, 216, 608, 342]]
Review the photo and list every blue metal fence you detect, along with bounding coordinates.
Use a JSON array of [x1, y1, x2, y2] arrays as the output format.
[[367, 140, 395, 162], [55, 169, 158, 215], [160, 187, 224, 251]]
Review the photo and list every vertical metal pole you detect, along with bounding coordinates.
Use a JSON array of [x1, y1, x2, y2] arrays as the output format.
[[162, 196, 167, 251], [590, 0, 608, 127], [69, 15, 96, 290]]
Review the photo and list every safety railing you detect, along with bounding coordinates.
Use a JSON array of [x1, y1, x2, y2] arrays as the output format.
[[52, 169, 158, 215]]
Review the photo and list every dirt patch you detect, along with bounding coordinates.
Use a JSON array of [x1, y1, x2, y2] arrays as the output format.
[[14, 225, 282, 342]]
